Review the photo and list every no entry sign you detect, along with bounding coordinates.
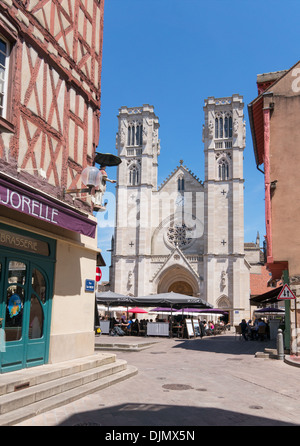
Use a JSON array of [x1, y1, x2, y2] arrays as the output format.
[[96, 266, 102, 282]]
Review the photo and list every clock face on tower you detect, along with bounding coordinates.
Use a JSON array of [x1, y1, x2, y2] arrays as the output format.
[[175, 194, 185, 207]]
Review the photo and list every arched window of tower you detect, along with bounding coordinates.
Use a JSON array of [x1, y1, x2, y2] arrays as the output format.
[[129, 164, 140, 186]]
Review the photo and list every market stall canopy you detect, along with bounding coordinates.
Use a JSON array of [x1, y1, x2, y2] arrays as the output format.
[[94, 152, 122, 167]]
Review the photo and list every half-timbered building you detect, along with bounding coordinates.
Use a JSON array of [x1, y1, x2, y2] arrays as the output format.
[[0, 0, 104, 372]]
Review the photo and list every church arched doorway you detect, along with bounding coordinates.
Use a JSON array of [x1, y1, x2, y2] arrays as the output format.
[[156, 266, 199, 296], [168, 281, 193, 296]]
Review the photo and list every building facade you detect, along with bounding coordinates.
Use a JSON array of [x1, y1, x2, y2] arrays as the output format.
[[0, 0, 104, 373], [111, 97, 250, 325], [248, 62, 300, 354]]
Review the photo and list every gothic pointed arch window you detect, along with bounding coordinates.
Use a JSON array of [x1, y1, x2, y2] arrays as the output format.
[[215, 112, 232, 139], [127, 123, 143, 146], [129, 164, 140, 186], [218, 158, 230, 181], [224, 115, 232, 138], [177, 176, 184, 192]]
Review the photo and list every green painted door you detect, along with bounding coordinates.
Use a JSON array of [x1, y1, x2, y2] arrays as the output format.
[[0, 226, 56, 373]]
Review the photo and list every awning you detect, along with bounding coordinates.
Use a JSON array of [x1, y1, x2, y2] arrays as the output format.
[[0, 175, 97, 238], [250, 286, 283, 306]]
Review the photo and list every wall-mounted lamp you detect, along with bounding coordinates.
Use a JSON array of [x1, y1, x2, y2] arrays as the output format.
[[62, 153, 122, 208], [270, 180, 277, 189], [63, 165, 102, 197]]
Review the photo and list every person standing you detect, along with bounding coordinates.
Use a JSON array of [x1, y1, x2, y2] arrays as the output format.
[[239, 319, 248, 341]]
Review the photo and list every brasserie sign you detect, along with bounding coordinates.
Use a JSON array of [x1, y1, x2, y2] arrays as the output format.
[[0, 228, 49, 256], [0, 179, 97, 238]]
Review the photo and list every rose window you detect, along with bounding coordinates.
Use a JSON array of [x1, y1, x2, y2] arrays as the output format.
[[166, 224, 193, 249]]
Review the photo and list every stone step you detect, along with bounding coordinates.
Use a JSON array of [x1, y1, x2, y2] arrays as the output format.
[[0, 359, 128, 416], [0, 364, 138, 426], [255, 348, 278, 359], [0, 353, 117, 397], [95, 341, 157, 352]]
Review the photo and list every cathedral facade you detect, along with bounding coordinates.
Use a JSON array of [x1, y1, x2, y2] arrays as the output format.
[[110, 96, 250, 324]]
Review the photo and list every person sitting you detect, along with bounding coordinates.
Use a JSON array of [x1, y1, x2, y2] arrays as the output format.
[[257, 318, 267, 341]]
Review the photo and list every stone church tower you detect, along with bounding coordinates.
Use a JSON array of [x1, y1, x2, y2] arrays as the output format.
[[111, 99, 250, 324], [111, 105, 160, 297], [203, 95, 250, 324]]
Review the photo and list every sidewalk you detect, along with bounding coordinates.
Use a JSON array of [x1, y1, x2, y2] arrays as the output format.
[[16, 333, 300, 426]]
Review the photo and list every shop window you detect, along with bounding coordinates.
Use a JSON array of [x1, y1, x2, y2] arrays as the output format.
[[8, 261, 26, 285], [5, 261, 26, 342], [32, 268, 46, 304], [29, 294, 44, 339], [28, 268, 46, 339]]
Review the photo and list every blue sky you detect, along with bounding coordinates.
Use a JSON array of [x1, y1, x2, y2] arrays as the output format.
[[96, 0, 300, 281]]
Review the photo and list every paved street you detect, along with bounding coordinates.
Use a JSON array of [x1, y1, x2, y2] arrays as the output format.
[[16, 333, 300, 427]]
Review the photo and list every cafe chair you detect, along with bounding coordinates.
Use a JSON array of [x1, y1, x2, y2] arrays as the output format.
[[234, 325, 242, 340], [138, 321, 146, 336], [131, 321, 139, 336], [258, 325, 266, 341]]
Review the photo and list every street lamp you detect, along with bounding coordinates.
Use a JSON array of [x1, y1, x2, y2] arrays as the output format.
[[63, 153, 121, 202], [63, 165, 102, 196]]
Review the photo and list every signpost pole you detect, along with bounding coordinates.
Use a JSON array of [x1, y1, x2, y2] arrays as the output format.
[[295, 297, 299, 356], [282, 271, 290, 353]]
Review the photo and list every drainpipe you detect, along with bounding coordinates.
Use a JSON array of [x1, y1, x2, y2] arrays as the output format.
[[263, 107, 273, 264]]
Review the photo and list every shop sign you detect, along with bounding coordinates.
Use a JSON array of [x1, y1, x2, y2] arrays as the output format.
[[0, 179, 97, 238], [0, 186, 59, 223], [0, 228, 49, 256]]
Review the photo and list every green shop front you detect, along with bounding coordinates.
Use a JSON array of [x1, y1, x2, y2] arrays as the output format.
[[0, 175, 98, 374]]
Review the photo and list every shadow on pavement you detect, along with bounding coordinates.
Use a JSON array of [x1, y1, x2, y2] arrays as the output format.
[[171, 335, 276, 356], [58, 402, 294, 427]]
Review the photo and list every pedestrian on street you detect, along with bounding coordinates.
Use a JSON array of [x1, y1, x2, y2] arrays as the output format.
[[239, 319, 248, 341]]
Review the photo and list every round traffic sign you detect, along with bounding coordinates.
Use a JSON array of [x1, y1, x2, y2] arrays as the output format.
[[96, 266, 102, 282]]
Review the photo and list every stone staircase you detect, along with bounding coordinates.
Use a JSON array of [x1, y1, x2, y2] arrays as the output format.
[[0, 352, 137, 426]]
